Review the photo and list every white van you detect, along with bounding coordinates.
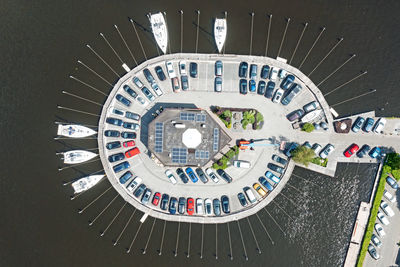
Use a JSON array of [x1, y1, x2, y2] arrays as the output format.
[[244, 187, 257, 203], [233, 160, 251, 169]]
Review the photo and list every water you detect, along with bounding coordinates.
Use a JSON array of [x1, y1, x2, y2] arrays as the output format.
[[1, 0, 399, 266]]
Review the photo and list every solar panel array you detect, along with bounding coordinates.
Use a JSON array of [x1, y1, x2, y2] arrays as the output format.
[[172, 148, 187, 164], [196, 114, 206, 122], [195, 150, 210, 159], [155, 122, 163, 153], [180, 112, 195, 121], [213, 128, 219, 151]]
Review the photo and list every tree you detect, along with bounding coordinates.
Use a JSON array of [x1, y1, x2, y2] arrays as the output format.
[[386, 152, 400, 169], [302, 123, 315, 133], [291, 146, 315, 166]]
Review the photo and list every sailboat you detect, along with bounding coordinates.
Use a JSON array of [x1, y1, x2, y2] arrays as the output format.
[[301, 109, 323, 123], [149, 12, 168, 54], [63, 150, 98, 164], [72, 174, 105, 193], [214, 18, 227, 53], [57, 124, 96, 138]]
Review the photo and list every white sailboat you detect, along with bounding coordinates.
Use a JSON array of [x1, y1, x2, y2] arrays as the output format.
[[301, 109, 323, 123], [214, 18, 227, 53], [63, 150, 98, 164], [149, 12, 168, 54], [72, 174, 105, 193], [57, 124, 96, 138]]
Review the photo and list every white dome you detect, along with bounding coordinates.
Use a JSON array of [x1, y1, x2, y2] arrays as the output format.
[[182, 128, 202, 148]]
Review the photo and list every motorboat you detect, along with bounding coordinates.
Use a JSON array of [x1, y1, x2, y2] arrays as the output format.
[[214, 18, 227, 53], [149, 12, 168, 54], [63, 150, 97, 164], [72, 174, 104, 193], [301, 109, 322, 123], [57, 124, 96, 138]]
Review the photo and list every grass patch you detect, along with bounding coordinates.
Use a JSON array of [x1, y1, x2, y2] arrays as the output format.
[[311, 157, 328, 167], [392, 169, 400, 181]]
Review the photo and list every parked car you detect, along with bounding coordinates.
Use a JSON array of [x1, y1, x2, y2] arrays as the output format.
[[151, 83, 163, 96], [356, 144, 370, 158], [368, 244, 380, 260], [216, 169, 233, 183], [213, 198, 221, 216], [133, 184, 146, 198], [215, 60, 223, 76], [344, 144, 359, 158], [239, 62, 248, 78], [215, 77, 222, 92], [374, 223, 385, 237], [386, 176, 399, 189], [176, 168, 189, 184], [285, 142, 299, 157], [371, 234, 382, 248], [250, 64, 258, 79], [257, 81, 266, 95], [169, 197, 177, 214], [278, 69, 287, 79], [195, 168, 209, 184], [189, 62, 198, 78], [265, 171, 280, 184], [160, 194, 169, 210], [119, 171, 133, 184], [123, 122, 140, 131], [116, 94, 131, 107], [132, 77, 144, 88], [272, 88, 284, 103], [351, 117, 365, 133], [320, 144, 335, 159], [280, 74, 295, 90], [237, 192, 248, 206], [104, 130, 120, 137], [253, 183, 267, 197], [272, 154, 288, 166], [125, 147, 140, 158], [154, 66, 166, 81], [311, 143, 322, 154], [165, 61, 176, 78], [373, 118, 386, 133], [268, 163, 284, 174], [121, 131, 136, 139], [123, 85, 138, 99], [141, 87, 155, 101], [233, 160, 251, 168], [363, 117, 374, 132], [303, 141, 312, 149], [141, 188, 152, 204], [171, 77, 180, 92], [143, 68, 155, 84], [265, 81, 275, 99], [179, 61, 187, 75], [281, 84, 303, 105], [249, 80, 256, 92], [380, 201, 395, 217], [368, 146, 381, 158], [126, 176, 142, 192], [152, 192, 161, 206], [260, 65, 270, 79], [113, 161, 130, 173], [221, 195, 230, 214], [377, 211, 389, 225], [196, 198, 203, 215], [125, 111, 140, 121], [258, 177, 274, 191], [204, 198, 212, 215], [303, 101, 320, 112], [106, 141, 121, 150], [185, 167, 199, 183], [239, 79, 248, 94], [383, 190, 396, 202], [165, 169, 178, 185], [205, 168, 219, 183], [108, 153, 125, 163], [287, 109, 305, 122], [181, 75, 189, 91], [269, 67, 278, 81], [187, 197, 194, 215]]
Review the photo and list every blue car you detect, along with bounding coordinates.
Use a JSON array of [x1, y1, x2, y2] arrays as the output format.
[[386, 176, 399, 189], [123, 85, 138, 99], [141, 87, 155, 101], [106, 117, 123, 126], [169, 197, 177, 214], [369, 146, 381, 158], [119, 171, 133, 184], [260, 65, 270, 79], [239, 62, 248, 78], [363, 117, 375, 132], [106, 141, 121, 150], [265, 171, 281, 184], [249, 80, 256, 92], [265, 81, 275, 99], [285, 142, 299, 157], [143, 68, 155, 84], [280, 74, 295, 90], [115, 94, 131, 107], [104, 130, 120, 137], [155, 66, 166, 81], [257, 81, 266, 95], [352, 117, 365, 133], [185, 167, 199, 183], [121, 131, 136, 139], [108, 153, 125, 163], [113, 161, 130, 173], [258, 177, 274, 191], [281, 84, 302, 105], [239, 79, 247, 94]]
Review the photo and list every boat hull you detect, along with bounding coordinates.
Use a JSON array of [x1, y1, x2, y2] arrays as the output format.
[[57, 124, 96, 138], [214, 18, 227, 53], [150, 12, 168, 54], [72, 174, 105, 193], [63, 150, 98, 164], [301, 109, 323, 123]]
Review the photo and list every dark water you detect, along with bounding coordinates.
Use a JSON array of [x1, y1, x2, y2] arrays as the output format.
[[1, 0, 400, 266]]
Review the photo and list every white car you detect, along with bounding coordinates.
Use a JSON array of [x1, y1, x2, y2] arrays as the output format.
[[196, 198, 203, 215], [312, 143, 322, 154], [373, 118, 386, 133], [319, 144, 335, 159], [164, 169, 177, 185], [384, 190, 396, 203], [377, 211, 389, 225], [278, 69, 287, 79], [374, 223, 385, 237], [126, 177, 142, 193], [165, 61, 177, 78], [151, 83, 163, 96], [272, 88, 284, 103], [204, 198, 212, 215], [371, 234, 382, 248], [380, 201, 395, 217], [244, 187, 257, 203], [233, 160, 251, 169], [205, 168, 219, 183], [179, 61, 187, 75], [303, 101, 320, 112], [269, 67, 278, 81]]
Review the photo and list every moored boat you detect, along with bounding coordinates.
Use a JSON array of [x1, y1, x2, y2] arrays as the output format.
[[72, 174, 105, 193], [63, 150, 98, 164], [301, 109, 323, 123], [214, 18, 227, 53], [149, 12, 168, 54], [57, 124, 96, 138]]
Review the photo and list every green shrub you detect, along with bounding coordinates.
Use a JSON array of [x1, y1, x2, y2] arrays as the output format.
[[291, 146, 315, 167], [311, 157, 328, 167], [386, 152, 400, 169], [256, 112, 264, 122], [242, 120, 249, 129], [302, 123, 315, 133], [392, 169, 400, 181], [212, 146, 239, 170]]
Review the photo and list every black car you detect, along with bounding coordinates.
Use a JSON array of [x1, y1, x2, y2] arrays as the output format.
[[221, 195, 230, 214], [141, 188, 152, 204], [216, 169, 233, 183], [181, 75, 189, 91], [143, 68, 155, 84], [260, 65, 270, 79], [287, 109, 305, 122], [178, 197, 186, 214], [213, 198, 221, 216], [176, 168, 189, 183], [268, 163, 284, 174], [160, 194, 169, 210], [106, 117, 123, 126], [239, 79, 247, 95], [154, 66, 166, 81], [125, 112, 140, 121], [121, 131, 137, 139], [257, 81, 266, 95], [133, 184, 146, 198], [104, 130, 120, 137], [189, 62, 198, 78], [265, 81, 275, 99], [237, 193, 248, 207], [195, 168, 209, 184], [106, 141, 121, 150], [108, 153, 125, 163], [281, 84, 303, 105], [123, 85, 138, 99], [356, 144, 371, 158], [115, 94, 131, 107], [141, 87, 155, 101], [272, 154, 288, 166], [169, 197, 177, 214], [239, 62, 248, 78]]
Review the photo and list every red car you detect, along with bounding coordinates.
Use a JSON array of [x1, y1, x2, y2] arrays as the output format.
[[187, 198, 194, 215], [123, 140, 135, 148], [344, 144, 359, 158], [152, 192, 161, 206], [125, 147, 140, 158]]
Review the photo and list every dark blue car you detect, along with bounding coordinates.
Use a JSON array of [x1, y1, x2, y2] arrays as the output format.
[[176, 168, 189, 183], [185, 167, 199, 183], [363, 117, 375, 132], [115, 94, 131, 107], [280, 74, 295, 90], [265, 81, 275, 99], [108, 153, 125, 163], [169, 197, 177, 214], [119, 171, 133, 184], [106, 141, 121, 150], [352, 117, 365, 133], [154, 66, 166, 81], [239, 79, 247, 94], [257, 81, 266, 95], [258, 177, 274, 191], [239, 62, 248, 78], [260, 65, 270, 79], [121, 132, 137, 139], [123, 85, 138, 99], [113, 161, 130, 173], [106, 117, 123, 126], [104, 130, 120, 137]]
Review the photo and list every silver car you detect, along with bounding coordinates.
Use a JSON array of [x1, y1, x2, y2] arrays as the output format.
[[214, 77, 222, 92], [319, 144, 335, 159]]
